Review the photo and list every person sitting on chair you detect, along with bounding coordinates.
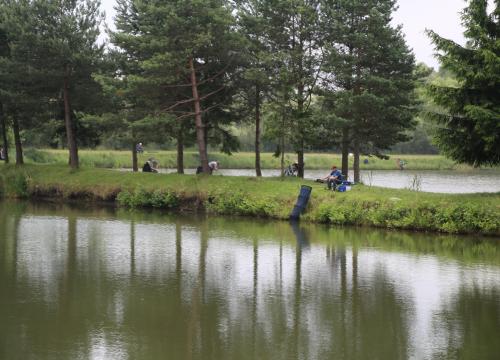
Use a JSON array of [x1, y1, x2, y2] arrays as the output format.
[[285, 162, 299, 176], [142, 160, 152, 172], [323, 165, 343, 190], [142, 158, 158, 173]]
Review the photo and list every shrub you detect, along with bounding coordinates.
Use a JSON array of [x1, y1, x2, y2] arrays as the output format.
[[205, 191, 277, 217], [0, 170, 30, 198], [117, 188, 178, 208]]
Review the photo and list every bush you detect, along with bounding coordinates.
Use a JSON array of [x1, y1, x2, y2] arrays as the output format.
[[313, 199, 499, 235], [0, 169, 30, 198], [205, 191, 277, 217], [117, 188, 178, 208]]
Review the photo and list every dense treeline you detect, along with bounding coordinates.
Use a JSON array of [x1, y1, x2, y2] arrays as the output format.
[[0, 0, 497, 176]]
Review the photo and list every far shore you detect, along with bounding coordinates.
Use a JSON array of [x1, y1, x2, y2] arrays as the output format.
[[13, 148, 500, 171]]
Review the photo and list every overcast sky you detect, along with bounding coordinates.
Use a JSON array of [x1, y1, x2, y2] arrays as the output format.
[[100, 0, 472, 70]]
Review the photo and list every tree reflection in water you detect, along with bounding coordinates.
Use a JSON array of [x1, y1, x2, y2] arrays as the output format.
[[0, 201, 498, 360]]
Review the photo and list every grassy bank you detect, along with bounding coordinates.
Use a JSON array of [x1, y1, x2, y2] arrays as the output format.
[[1, 164, 499, 235], [19, 148, 482, 170]]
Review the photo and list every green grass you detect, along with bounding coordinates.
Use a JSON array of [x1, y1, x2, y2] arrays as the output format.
[[18, 148, 484, 170], [1, 164, 499, 235]]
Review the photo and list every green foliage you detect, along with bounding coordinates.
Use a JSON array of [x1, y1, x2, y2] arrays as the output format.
[[80, 153, 118, 168], [426, 0, 500, 166], [0, 0, 498, 184], [205, 190, 277, 217], [314, 198, 500, 234], [117, 188, 178, 209], [0, 0, 106, 167], [110, 0, 244, 170], [321, 0, 418, 159], [24, 148, 58, 164], [0, 166, 30, 198]]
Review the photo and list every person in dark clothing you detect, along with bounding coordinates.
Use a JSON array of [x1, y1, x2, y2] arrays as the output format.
[[142, 161, 152, 172], [142, 158, 159, 173], [323, 165, 343, 190]]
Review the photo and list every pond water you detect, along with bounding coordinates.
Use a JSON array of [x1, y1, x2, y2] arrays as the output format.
[[0, 201, 499, 360], [131, 168, 500, 194]]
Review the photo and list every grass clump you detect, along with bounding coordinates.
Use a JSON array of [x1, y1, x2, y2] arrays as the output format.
[[205, 190, 278, 217], [24, 148, 58, 164], [0, 166, 31, 198], [117, 188, 179, 208]]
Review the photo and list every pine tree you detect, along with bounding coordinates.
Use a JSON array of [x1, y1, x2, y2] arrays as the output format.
[[322, 0, 416, 181], [426, 0, 499, 166], [112, 0, 243, 174], [0, 26, 9, 163], [0, 0, 48, 165], [255, 0, 324, 178], [0, 0, 104, 168], [235, 0, 274, 176]]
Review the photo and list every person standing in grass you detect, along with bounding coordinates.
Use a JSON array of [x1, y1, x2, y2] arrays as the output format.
[[0, 147, 4, 160], [396, 158, 406, 170]]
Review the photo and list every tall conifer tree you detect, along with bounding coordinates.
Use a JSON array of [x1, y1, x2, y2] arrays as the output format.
[[235, 0, 274, 177], [322, 0, 416, 181], [254, 0, 324, 178], [426, 0, 499, 166], [112, 0, 242, 174], [1, 0, 104, 168]]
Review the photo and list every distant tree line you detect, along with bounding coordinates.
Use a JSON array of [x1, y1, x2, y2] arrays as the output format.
[[0, 0, 497, 178]]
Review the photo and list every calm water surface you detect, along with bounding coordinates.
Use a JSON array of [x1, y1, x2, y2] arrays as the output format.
[[133, 168, 500, 194], [0, 201, 499, 359]]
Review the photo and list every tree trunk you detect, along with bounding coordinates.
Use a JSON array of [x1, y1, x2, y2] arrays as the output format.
[[12, 116, 23, 165], [297, 86, 305, 178], [189, 58, 209, 173], [280, 137, 285, 178], [63, 64, 79, 169], [177, 129, 184, 174], [0, 102, 9, 163], [255, 85, 262, 177], [203, 124, 208, 155], [353, 138, 360, 183], [297, 149, 304, 178], [132, 143, 138, 172], [280, 101, 286, 177], [341, 127, 349, 178]]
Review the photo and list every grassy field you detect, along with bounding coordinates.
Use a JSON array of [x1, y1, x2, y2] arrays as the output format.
[[1, 164, 499, 235], [18, 148, 482, 170]]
